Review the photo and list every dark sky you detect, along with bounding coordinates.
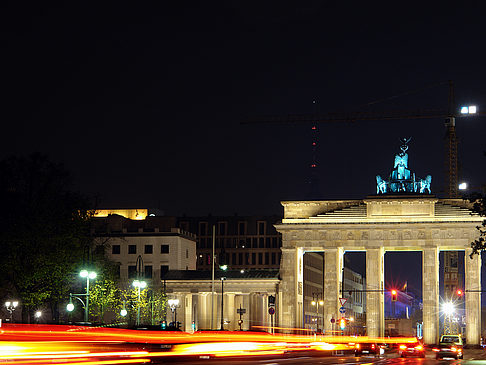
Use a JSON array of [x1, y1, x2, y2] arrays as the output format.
[[2, 2, 486, 297], [1, 2, 486, 216]]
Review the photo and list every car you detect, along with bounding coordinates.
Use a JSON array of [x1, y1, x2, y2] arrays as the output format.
[[399, 341, 425, 358], [354, 342, 384, 357], [434, 334, 463, 360]]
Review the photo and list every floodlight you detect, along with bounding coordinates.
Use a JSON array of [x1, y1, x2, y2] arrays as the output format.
[[458, 182, 467, 190]]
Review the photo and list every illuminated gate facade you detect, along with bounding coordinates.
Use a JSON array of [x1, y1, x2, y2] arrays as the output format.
[[275, 196, 482, 344]]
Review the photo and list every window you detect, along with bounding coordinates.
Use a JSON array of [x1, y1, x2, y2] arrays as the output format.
[[128, 265, 137, 279], [238, 222, 246, 236], [186, 249, 189, 259], [239, 253, 243, 265], [271, 252, 276, 265], [112, 245, 120, 254], [199, 238, 206, 249], [266, 237, 271, 247], [258, 221, 266, 235], [272, 237, 277, 248], [258, 253, 263, 265], [128, 245, 137, 254], [199, 222, 208, 236], [259, 238, 264, 248], [232, 253, 236, 265], [218, 221, 227, 236], [161, 245, 169, 254], [245, 253, 250, 265], [160, 265, 169, 278], [265, 252, 269, 265], [145, 265, 153, 279], [115, 264, 120, 278], [252, 253, 256, 265], [144, 245, 153, 254]]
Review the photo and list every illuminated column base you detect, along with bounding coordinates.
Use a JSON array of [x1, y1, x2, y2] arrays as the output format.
[[279, 248, 303, 330], [465, 248, 481, 345], [366, 248, 384, 337], [323, 248, 343, 334], [422, 247, 439, 345]]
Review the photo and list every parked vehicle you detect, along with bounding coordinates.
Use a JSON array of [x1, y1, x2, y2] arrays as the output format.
[[433, 335, 463, 360]]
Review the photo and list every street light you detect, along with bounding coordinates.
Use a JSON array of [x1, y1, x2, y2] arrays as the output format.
[[220, 277, 226, 330], [311, 293, 324, 333], [133, 279, 147, 326], [5, 301, 18, 322], [168, 298, 180, 326], [80, 270, 97, 322]]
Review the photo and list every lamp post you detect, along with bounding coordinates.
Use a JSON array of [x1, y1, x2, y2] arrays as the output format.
[[311, 293, 324, 333], [168, 298, 180, 326], [5, 301, 18, 322], [220, 277, 226, 330], [133, 279, 147, 326], [80, 270, 97, 322]]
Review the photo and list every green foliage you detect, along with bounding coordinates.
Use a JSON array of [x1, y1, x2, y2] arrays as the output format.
[[469, 192, 486, 257], [0, 153, 94, 318], [88, 278, 120, 323], [119, 285, 167, 325]]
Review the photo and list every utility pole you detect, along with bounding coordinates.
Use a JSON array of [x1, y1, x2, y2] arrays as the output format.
[[211, 225, 215, 330]]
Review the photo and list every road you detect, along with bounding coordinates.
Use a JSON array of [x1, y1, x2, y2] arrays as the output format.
[[149, 349, 486, 364]]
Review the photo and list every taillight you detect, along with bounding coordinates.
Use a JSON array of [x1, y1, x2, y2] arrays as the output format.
[[399, 345, 407, 350], [451, 347, 457, 352], [355, 344, 360, 349], [415, 345, 423, 351], [371, 344, 375, 349], [432, 348, 439, 352]]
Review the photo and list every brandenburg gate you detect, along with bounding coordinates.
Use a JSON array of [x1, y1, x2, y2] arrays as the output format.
[[275, 140, 483, 344]]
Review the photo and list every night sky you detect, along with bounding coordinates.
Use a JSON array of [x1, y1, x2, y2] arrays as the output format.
[[2, 3, 486, 292]]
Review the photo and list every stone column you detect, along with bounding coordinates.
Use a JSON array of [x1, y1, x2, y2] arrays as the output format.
[[465, 248, 481, 346], [323, 248, 343, 334], [226, 293, 236, 331], [366, 247, 384, 337], [279, 247, 304, 329], [422, 247, 439, 345], [184, 293, 192, 332]]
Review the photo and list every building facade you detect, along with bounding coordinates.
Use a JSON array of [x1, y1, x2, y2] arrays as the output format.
[[92, 213, 197, 290], [176, 215, 282, 271]]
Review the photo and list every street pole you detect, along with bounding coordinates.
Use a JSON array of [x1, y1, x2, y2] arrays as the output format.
[[211, 225, 215, 330], [85, 276, 90, 323], [220, 277, 225, 330], [137, 285, 141, 326]]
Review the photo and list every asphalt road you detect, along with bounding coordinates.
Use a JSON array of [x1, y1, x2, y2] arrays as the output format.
[[149, 348, 486, 364]]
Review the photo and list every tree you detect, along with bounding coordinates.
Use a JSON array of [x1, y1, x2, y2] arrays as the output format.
[[88, 278, 120, 323], [469, 192, 486, 257], [119, 285, 167, 326], [0, 153, 94, 322]]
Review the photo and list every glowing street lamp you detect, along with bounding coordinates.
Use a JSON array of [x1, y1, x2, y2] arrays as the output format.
[[5, 301, 19, 322], [443, 302, 455, 315], [168, 298, 180, 326], [80, 270, 97, 322], [311, 295, 324, 333], [133, 279, 147, 326]]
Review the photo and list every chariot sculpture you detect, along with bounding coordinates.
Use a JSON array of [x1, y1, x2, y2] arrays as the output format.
[[376, 138, 431, 194]]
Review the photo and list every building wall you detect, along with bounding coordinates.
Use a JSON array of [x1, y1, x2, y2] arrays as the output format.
[[303, 252, 324, 330], [177, 216, 282, 271], [92, 213, 197, 290]]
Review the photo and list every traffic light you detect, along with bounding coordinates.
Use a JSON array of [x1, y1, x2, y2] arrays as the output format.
[[161, 320, 167, 329], [268, 295, 276, 306], [339, 318, 346, 330], [391, 290, 398, 302], [456, 289, 463, 296]]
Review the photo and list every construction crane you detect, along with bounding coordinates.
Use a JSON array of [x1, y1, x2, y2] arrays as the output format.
[[243, 80, 485, 199]]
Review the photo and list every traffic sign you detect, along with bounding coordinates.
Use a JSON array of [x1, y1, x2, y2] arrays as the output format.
[[237, 308, 246, 314], [339, 298, 347, 306], [339, 307, 346, 314], [268, 307, 275, 315]]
